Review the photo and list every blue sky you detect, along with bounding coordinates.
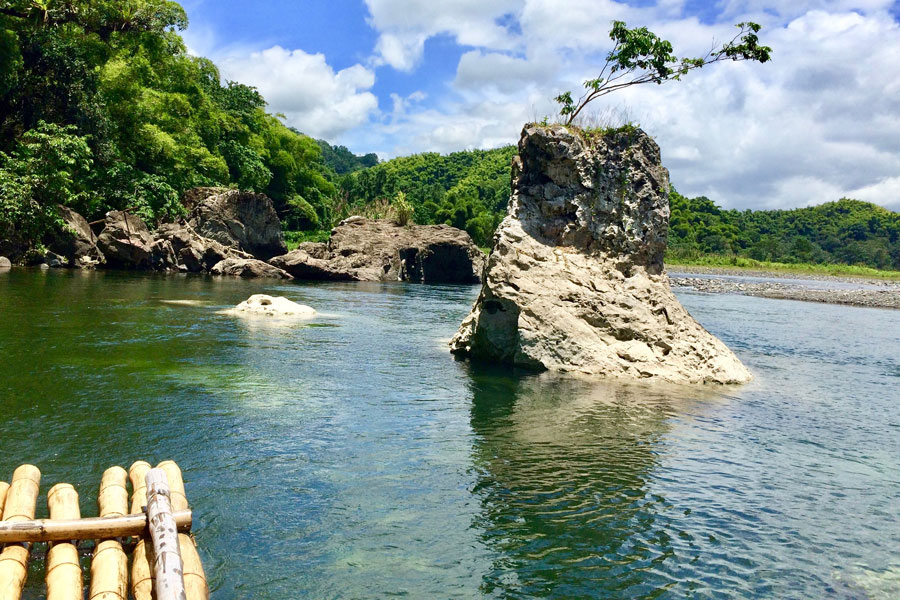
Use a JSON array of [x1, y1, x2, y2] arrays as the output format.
[[181, 0, 900, 211]]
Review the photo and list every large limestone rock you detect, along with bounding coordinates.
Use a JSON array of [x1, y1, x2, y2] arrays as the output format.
[[450, 124, 751, 384], [209, 257, 293, 279], [45, 205, 105, 268], [97, 211, 154, 269], [0, 256, 11, 269], [188, 189, 287, 259], [151, 222, 254, 272], [269, 244, 354, 281], [269, 218, 485, 283]]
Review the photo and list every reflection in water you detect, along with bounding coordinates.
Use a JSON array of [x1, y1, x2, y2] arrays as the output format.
[[3, 270, 900, 599], [467, 366, 721, 598]]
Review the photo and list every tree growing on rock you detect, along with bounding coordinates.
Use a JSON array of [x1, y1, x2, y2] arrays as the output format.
[[555, 21, 772, 125]]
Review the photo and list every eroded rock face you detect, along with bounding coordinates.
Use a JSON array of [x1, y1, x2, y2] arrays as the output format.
[[209, 257, 293, 279], [450, 124, 751, 384], [151, 222, 254, 272], [97, 210, 154, 269], [269, 219, 485, 283], [45, 205, 105, 267], [188, 190, 287, 260]]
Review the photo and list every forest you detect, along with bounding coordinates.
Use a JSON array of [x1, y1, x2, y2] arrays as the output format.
[[668, 191, 900, 270], [0, 0, 339, 259], [1, 0, 897, 271]]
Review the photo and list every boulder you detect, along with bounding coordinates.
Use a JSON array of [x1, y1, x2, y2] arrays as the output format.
[[44, 251, 69, 268], [268, 219, 485, 283], [222, 294, 316, 318], [0, 233, 27, 263], [450, 124, 752, 385], [269, 248, 354, 281], [96, 211, 154, 269], [151, 222, 254, 272], [181, 186, 229, 213], [45, 205, 105, 267], [209, 257, 293, 279], [187, 189, 287, 259], [0, 256, 10, 269]]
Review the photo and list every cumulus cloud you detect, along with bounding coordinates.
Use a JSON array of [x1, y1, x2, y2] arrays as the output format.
[[216, 47, 378, 140], [358, 0, 900, 211], [365, 0, 521, 70]]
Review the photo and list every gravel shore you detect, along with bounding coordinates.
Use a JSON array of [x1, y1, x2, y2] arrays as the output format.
[[668, 266, 900, 310]]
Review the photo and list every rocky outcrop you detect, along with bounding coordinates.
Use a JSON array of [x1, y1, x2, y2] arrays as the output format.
[[222, 294, 316, 318], [269, 244, 354, 281], [0, 256, 10, 269], [44, 251, 69, 268], [45, 205, 105, 268], [209, 257, 293, 279], [188, 190, 287, 260], [269, 218, 485, 283], [151, 222, 253, 272], [181, 187, 229, 213], [97, 210, 154, 269], [450, 124, 751, 384]]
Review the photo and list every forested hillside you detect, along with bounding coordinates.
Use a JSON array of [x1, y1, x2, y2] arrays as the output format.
[[0, 0, 337, 257], [669, 192, 900, 270], [316, 139, 379, 175], [339, 146, 516, 246]]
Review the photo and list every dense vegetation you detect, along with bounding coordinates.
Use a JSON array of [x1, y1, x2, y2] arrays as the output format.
[[315, 139, 378, 175], [338, 146, 516, 247], [0, 0, 338, 257], [669, 192, 900, 270], [0, 1, 895, 272]]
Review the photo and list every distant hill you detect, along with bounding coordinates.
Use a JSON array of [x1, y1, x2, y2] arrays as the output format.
[[316, 140, 379, 175], [340, 145, 517, 246], [668, 193, 900, 270]]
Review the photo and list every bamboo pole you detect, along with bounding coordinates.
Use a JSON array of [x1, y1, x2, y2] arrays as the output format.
[[129, 461, 153, 600], [0, 464, 41, 600], [0, 510, 192, 543], [0, 482, 9, 514], [46, 483, 82, 600], [130, 538, 154, 600], [90, 467, 129, 600], [145, 468, 186, 600], [179, 535, 209, 600], [129, 461, 151, 514], [157, 461, 208, 600], [157, 461, 188, 511]]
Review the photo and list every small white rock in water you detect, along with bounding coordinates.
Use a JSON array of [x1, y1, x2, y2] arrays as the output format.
[[225, 294, 317, 318]]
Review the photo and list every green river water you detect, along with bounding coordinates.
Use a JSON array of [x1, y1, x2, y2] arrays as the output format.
[[0, 268, 898, 598]]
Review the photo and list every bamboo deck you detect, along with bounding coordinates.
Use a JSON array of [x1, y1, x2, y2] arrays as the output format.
[[0, 461, 208, 600]]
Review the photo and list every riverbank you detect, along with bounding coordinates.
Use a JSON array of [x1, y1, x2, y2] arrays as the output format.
[[666, 256, 900, 280], [669, 265, 900, 310]]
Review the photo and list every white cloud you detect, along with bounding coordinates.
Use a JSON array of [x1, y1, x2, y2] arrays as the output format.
[[215, 46, 378, 140], [454, 50, 558, 94], [357, 0, 900, 211], [365, 0, 520, 70]]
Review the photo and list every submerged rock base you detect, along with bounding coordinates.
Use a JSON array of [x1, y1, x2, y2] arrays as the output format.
[[450, 124, 751, 384]]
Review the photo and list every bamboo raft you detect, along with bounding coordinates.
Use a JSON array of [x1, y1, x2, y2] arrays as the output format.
[[0, 461, 208, 600]]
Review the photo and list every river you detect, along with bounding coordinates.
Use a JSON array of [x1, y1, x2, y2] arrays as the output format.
[[0, 269, 898, 599]]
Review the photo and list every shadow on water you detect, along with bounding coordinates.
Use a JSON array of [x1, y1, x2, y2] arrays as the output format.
[[464, 363, 727, 598]]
